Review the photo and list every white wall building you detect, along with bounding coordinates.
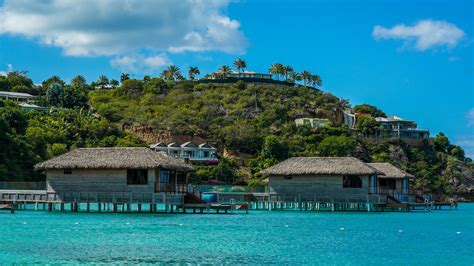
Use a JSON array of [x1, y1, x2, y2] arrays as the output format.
[[150, 141, 218, 162], [0, 91, 48, 111]]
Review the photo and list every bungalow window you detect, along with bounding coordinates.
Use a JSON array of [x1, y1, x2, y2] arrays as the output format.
[[203, 151, 210, 158], [177, 171, 187, 184], [63, 168, 72, 175], [159, 170, 171, 185], [127, 169, 148, 185], [379, 179, 396, 190], [343, 175, 362, 188]]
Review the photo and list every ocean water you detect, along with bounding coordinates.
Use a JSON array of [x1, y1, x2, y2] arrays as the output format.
[[0, 204, 473, 265]]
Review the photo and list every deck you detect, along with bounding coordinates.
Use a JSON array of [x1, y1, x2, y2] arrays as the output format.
[[0, 189, 185, 213], [0, 189, 249, 214], [0, 189, 457, 213]]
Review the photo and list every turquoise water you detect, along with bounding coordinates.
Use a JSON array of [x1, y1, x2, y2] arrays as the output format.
[[1, 204, 473, 265]]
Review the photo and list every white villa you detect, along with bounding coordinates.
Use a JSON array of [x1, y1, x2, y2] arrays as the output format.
[[375, 115, 429, 139], [149, 141, 218, 162], [295, 118, 332, 128], [210, 70, 272, 80], [0, 91, 48, 112]]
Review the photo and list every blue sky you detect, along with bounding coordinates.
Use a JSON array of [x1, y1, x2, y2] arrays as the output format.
[[0, 0, 473, 157]]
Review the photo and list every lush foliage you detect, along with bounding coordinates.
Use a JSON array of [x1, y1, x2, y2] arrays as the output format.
[[0, 71, 472, 196], [0, 100, 144, 181], [354, 104, 387, 118]]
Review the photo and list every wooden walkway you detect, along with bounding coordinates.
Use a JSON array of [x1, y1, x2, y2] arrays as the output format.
[[0, 189, 457, 214], [0, 190, 249, 214]]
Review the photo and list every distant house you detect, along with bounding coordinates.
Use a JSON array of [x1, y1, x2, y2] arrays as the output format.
[[375, 116, 429, 139], [149, 141, 218, 162], [0, 91, 35, 102], [0, 91, 48, 112], [367, 163, 414, 201], [260, 157, 380, 202], [295, 118, 332, 128], [210, 70, 272, 80], [35, 147, 195, 195]]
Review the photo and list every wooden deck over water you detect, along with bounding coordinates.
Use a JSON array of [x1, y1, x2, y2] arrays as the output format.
[[0, 189, 457, 213]]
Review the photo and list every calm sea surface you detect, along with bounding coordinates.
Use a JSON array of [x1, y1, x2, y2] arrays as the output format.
[[1, 204, 473, 265]]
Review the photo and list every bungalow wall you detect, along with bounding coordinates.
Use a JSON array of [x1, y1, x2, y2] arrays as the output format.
[[46, 168, 157, 194], [268, 174, 370, 202], [377, 178, 408, 196]]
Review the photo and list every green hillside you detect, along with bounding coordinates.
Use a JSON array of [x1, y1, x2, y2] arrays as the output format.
[[0, 71, 473, 198]]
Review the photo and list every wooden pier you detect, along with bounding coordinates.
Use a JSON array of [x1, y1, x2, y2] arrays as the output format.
[[0, 190, 249, 214], [0, 189, 458, 214], [202, 192, 459, 213]]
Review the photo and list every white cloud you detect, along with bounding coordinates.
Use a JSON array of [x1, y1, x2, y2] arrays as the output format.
[[0, 0, 247, 67], [373, 19, 465, 51], [110, 53, 171, 74], [467, 108, 474, 127], [0, 64, 13, 76]]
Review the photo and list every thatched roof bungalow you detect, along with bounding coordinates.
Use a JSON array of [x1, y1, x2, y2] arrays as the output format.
[[367, 163, 414, 196], [260, 157, 380, 202], [36, 147, 195, 194], [260, 157, 378, 176], [367, 163, 414, 179]]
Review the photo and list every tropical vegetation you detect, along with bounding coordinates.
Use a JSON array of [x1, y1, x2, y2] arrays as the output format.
[[0, 63, 472, 197]]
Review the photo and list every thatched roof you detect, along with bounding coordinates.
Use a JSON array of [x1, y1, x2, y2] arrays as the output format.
[[35, 147, 195, 171], [260, 157, 378, 176], [367, 163, 414, 179]]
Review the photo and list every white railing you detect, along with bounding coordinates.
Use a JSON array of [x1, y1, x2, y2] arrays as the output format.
[[1, 191, 184, 205]]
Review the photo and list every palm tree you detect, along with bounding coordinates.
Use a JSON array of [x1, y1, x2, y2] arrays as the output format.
[[161, 65, 182, 80], [233, 58, 247, 73], [269, 63, 284, 80], [218, 65, 232, 79], [282, 65, 293, 80], [110, 79, 119, 88], [300, 70, 312, 86], [188, 66, 200, 80], [120, 73, 130, 83], [288, 71, 301, 83], [70, 75, 87, 88], [309, 74, 322, 87], [97, 75, 109, 89]]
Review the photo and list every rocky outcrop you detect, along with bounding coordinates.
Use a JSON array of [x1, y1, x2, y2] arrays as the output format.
[[388, 144, 409, 168], [122, 124, 206, 144]]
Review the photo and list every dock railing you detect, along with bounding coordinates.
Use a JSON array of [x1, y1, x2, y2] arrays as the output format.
[[201, 191, 388, 205], [1, 191, 184, 205]]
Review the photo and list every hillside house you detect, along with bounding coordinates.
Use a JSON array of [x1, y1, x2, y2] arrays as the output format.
[[210, 70, 272, 80], [0, 91, 48, 111], [149, 141, 218, 162], [295, 118, 332, 128], [375, 116, 429, 139]]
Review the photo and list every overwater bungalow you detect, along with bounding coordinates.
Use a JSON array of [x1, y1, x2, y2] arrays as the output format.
[[367, 162, 414, 201], [35, 147, 195, 203], [260, 157, 380, 202]]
